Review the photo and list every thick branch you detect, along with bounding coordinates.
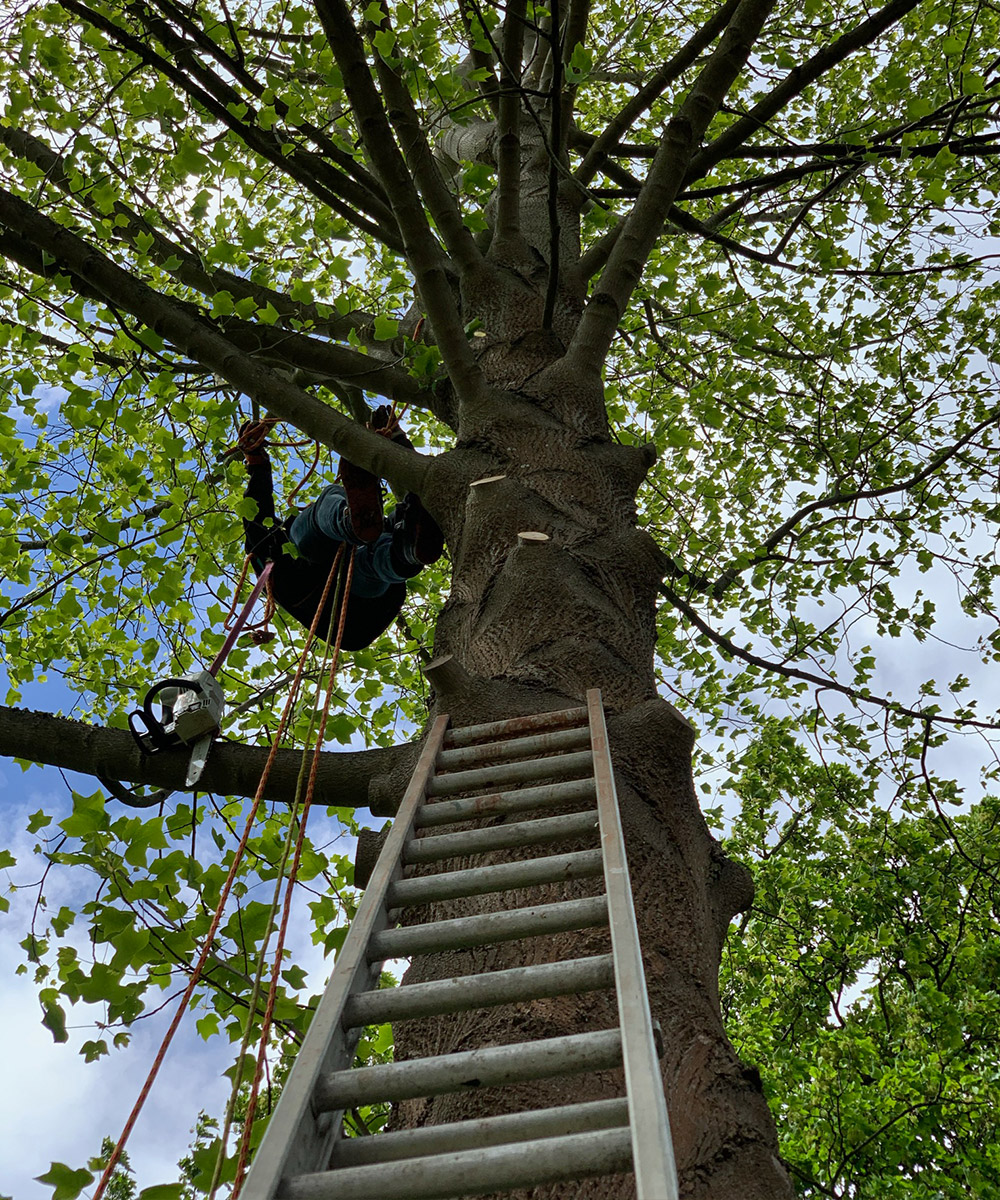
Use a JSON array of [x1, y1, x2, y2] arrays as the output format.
[[0, 706, 399, 808], [569, 0, 776, 374], [559, 0, 591, 155], [0, 212, 432, 411], [0, 188, 434, 495], [541, 0, 564, 330], [496, 0, 528, 245], [369, 0, 484, 276], [687, 0, 923, 182], [0, 123, 409, 352], [313, 0, 484, 408]]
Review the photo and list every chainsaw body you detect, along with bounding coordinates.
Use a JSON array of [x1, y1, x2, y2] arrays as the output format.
[[129, 671, 225, 785]]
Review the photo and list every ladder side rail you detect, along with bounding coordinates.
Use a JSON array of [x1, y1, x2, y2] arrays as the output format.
[[242, 714, 452, 1200], [586, 690, 680, 1200]]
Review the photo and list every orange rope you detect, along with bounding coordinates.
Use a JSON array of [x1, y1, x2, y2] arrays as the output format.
[[92, 546, 348, 1200], [232, 548, 356, 1196], [286, 438, 321, 507]]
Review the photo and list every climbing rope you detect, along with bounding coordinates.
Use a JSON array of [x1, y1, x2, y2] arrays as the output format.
[[206, 547, 351, 1200], [92, 545, 350, 1200], [232, 548, 357, 1197]]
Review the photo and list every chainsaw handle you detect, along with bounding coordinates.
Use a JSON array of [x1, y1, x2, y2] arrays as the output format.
[[129, 678, 206, 755]]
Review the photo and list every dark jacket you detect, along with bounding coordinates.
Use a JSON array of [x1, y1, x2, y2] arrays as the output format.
[[243, 458, 406, 651]]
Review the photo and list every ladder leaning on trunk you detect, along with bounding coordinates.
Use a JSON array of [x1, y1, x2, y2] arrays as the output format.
[[241, 689, 678, 1200]]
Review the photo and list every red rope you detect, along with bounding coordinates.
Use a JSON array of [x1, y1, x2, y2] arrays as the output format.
[[286, 438, 321, 507], [92, 549, 346, 1200], [232, 548, 356, 1196]]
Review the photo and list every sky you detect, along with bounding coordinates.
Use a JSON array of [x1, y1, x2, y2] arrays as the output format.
[[0, 758, 230, 1197]]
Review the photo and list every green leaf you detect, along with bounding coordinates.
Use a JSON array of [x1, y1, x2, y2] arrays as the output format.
[[281, 964, 308, 990], [196, 1013, 220, 1040], [59, 791, 107, 838], [34, 1165, 94, 1200], [372, 28, 396, 59], [373, 314, 398, 340]]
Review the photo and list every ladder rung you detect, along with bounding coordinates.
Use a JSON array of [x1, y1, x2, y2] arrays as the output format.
[[425, 750, 594, 798], [368, 895, 608, 960], [343, 954, 615, 1026], [435, 724, 592, 772], [332, 1096, 630, 1166], [417, 777, 596, 828], [285, 1127, 633, 1200], [404, 810, 599, 864], [314, 1028, 623, 1109], [442, 707, 588, 749], [388, 848, 603, 907]]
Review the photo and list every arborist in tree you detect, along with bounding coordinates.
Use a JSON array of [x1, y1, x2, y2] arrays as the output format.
[[238, 407, 443, 650]]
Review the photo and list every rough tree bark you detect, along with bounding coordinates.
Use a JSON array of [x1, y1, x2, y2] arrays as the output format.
[[377, 287, 792, 1196]]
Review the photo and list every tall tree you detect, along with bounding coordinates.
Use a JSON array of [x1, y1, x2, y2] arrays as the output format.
[[2, 0, 1000, 1195]]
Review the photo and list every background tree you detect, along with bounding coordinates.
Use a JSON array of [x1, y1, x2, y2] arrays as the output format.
[[2, 0, 1000, 1195]]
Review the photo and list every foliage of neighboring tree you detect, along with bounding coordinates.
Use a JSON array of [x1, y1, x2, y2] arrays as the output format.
[[722, 726, 1000, 1196], [1, 0, 1000, 1193]]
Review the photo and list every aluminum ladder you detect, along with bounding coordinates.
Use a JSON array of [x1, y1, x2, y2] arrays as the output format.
[[242, 689, 678, 1200]]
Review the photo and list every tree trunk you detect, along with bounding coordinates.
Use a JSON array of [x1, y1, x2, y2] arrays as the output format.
[[383, 309, 794, 1196]]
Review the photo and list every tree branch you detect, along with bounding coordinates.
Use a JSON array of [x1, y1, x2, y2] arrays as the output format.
[[541, 0, 564, 330], [312, 0, 485, 408], [0, 121, 412, 352], [141, 0, 392, 206], [709, 403, 1000, 595], [0, 215, 433, 412], [0, 706, 401, 809], [496, 0, 528, 247], [59, 0, 404, 249], [574, 0, 740, 190], [659, 582, 1000, 731], [458, 1, 502, 118], [666, 204, 999, 280], [0, 189, 435, 496], [687, 0, 923, 183], [569, 0, 777, 375], [368, 0, 484, 276]]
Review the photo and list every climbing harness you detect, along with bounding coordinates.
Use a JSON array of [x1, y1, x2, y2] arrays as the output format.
[[128, 561, 274, 786]]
